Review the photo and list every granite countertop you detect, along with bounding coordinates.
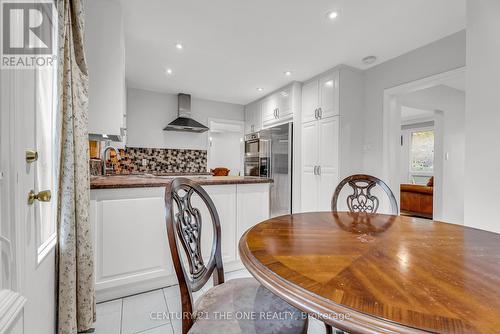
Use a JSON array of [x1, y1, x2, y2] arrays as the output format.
[[90, 174, 273, 189]]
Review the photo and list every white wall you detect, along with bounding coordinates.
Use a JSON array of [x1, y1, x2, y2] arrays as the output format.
[[363, 31, 466, 177], [398, 85, 466, 224], [208, 132, 243, 176], [126, 88, 244, 150], [464, 0, 500, 233]]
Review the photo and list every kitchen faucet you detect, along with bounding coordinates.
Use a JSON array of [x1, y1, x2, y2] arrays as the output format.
[[101, 145, 120, 175]]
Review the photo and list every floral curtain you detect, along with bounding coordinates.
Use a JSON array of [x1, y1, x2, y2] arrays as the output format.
[[56, 0, 95, 333]]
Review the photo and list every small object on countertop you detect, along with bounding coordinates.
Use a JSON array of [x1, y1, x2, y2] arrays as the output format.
[[89, 159, 103, 176], [210, 167, 230, 176], [89, 140, 100, 159]]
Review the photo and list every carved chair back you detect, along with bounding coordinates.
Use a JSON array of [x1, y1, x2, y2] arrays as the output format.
[[331, 174, 398, 214], [165, 178, 225, 333]]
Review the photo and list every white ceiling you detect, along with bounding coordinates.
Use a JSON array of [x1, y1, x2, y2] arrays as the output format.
[[122, 0, 465, 105]]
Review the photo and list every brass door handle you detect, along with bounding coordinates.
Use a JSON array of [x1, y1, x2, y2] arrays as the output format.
[[26, 150, 38, 163], [28, 190, 51, 205]]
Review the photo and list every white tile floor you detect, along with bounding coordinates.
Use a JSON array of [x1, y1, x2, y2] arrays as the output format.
[[94, 269, 327, 334]]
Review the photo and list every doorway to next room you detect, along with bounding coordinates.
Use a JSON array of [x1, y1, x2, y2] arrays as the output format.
[[385, 68, 465, 224]]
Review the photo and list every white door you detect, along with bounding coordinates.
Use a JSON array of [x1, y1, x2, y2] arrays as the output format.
[[317, 117, 340, 211], [300, 121, 319, 212], [301, 80, 318, 123], [0, 64, 26, 334], [318, 71, 339, 119], [0, 55, 58, 334]]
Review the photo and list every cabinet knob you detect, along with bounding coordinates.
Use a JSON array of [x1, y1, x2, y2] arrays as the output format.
[[28, 190, 51, 205]]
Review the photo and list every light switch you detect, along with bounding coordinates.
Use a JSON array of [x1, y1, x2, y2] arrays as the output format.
[[142, 159, 148, 166], [445, 152, 450, 161]]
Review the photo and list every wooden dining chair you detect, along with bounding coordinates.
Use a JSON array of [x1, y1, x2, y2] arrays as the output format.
[[331, 174, 398, 214], [165, 178, 308, 334], [326, 174, 398, 334]]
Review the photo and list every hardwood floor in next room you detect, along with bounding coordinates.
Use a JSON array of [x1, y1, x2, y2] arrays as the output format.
[[94, 269, 328, 334]]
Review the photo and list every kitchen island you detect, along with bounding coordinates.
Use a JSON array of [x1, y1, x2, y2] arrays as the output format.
[[90, 174, 272, 301]]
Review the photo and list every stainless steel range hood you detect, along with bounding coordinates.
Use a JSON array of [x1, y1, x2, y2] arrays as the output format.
[[163, 93, 209, 133]]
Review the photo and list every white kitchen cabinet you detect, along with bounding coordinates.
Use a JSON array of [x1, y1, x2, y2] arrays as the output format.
[[191, 185, 237, 266], [259, 83, 300, 128], [244, 101, 262, 134], [91, 183, 270, 302], [301, 71, 339, 123], [301, 117, 340, 212], [301, 80, 319, 123], [85, 0, 126, 138], [300, 121, 319, 212], [90, 188, 175, 302], [261, 95, 278, 127], [236, 183, 270, 260], [317, 117, 340, 210], [298, 66, 364, 212]]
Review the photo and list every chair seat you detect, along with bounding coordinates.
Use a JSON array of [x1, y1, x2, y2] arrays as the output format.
[[188, 278, 307, 334]]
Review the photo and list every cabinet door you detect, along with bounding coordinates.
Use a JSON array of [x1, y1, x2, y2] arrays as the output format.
[[245, 102, 262, 134], [192, 185, 237, 266], [318, 117, 340, 211], [276, 87, 292, 121], [261, 97, 277, 127], [244, 107, 253, 134], [85, 0, 125, 137], [236, 184, 270, 259], [301, 121, 319, 212], [95, 197, 173, 289], [302, 80, 319, 123], [252, 101, 262, 132], [319, 71, 339, 119]]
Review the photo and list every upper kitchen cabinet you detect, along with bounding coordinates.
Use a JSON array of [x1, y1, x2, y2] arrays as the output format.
[[302, 70, 339, 123], [85, 0, 126, 140], [259, 82, 301, 128], [244, 101, 262, 134]]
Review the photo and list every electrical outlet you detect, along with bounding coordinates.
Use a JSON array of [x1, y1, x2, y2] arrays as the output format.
[[142, 159, 148, 166]]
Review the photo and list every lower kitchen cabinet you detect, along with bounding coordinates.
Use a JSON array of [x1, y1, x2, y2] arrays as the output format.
[[236, 184, 270, 260], [90, 183, 270, 302]]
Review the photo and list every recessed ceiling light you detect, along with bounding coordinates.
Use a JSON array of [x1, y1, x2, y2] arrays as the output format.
[[284, 71, 292, 76], [326, 10, 339, 20], [362, 56, 377, 65], [166, 68, 173, 75], [257, 88, 263, 92], [175, 42, 183, 50]]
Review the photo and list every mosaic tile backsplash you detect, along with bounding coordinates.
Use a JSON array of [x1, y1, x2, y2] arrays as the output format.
[[107, 147, 207, 174]]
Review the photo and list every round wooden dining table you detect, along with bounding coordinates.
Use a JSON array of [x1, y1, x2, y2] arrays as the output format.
[[238, 212, 500, 334]]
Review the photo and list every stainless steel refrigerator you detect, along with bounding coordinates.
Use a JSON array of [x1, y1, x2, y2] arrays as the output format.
[[260, 123, 292, 218]]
